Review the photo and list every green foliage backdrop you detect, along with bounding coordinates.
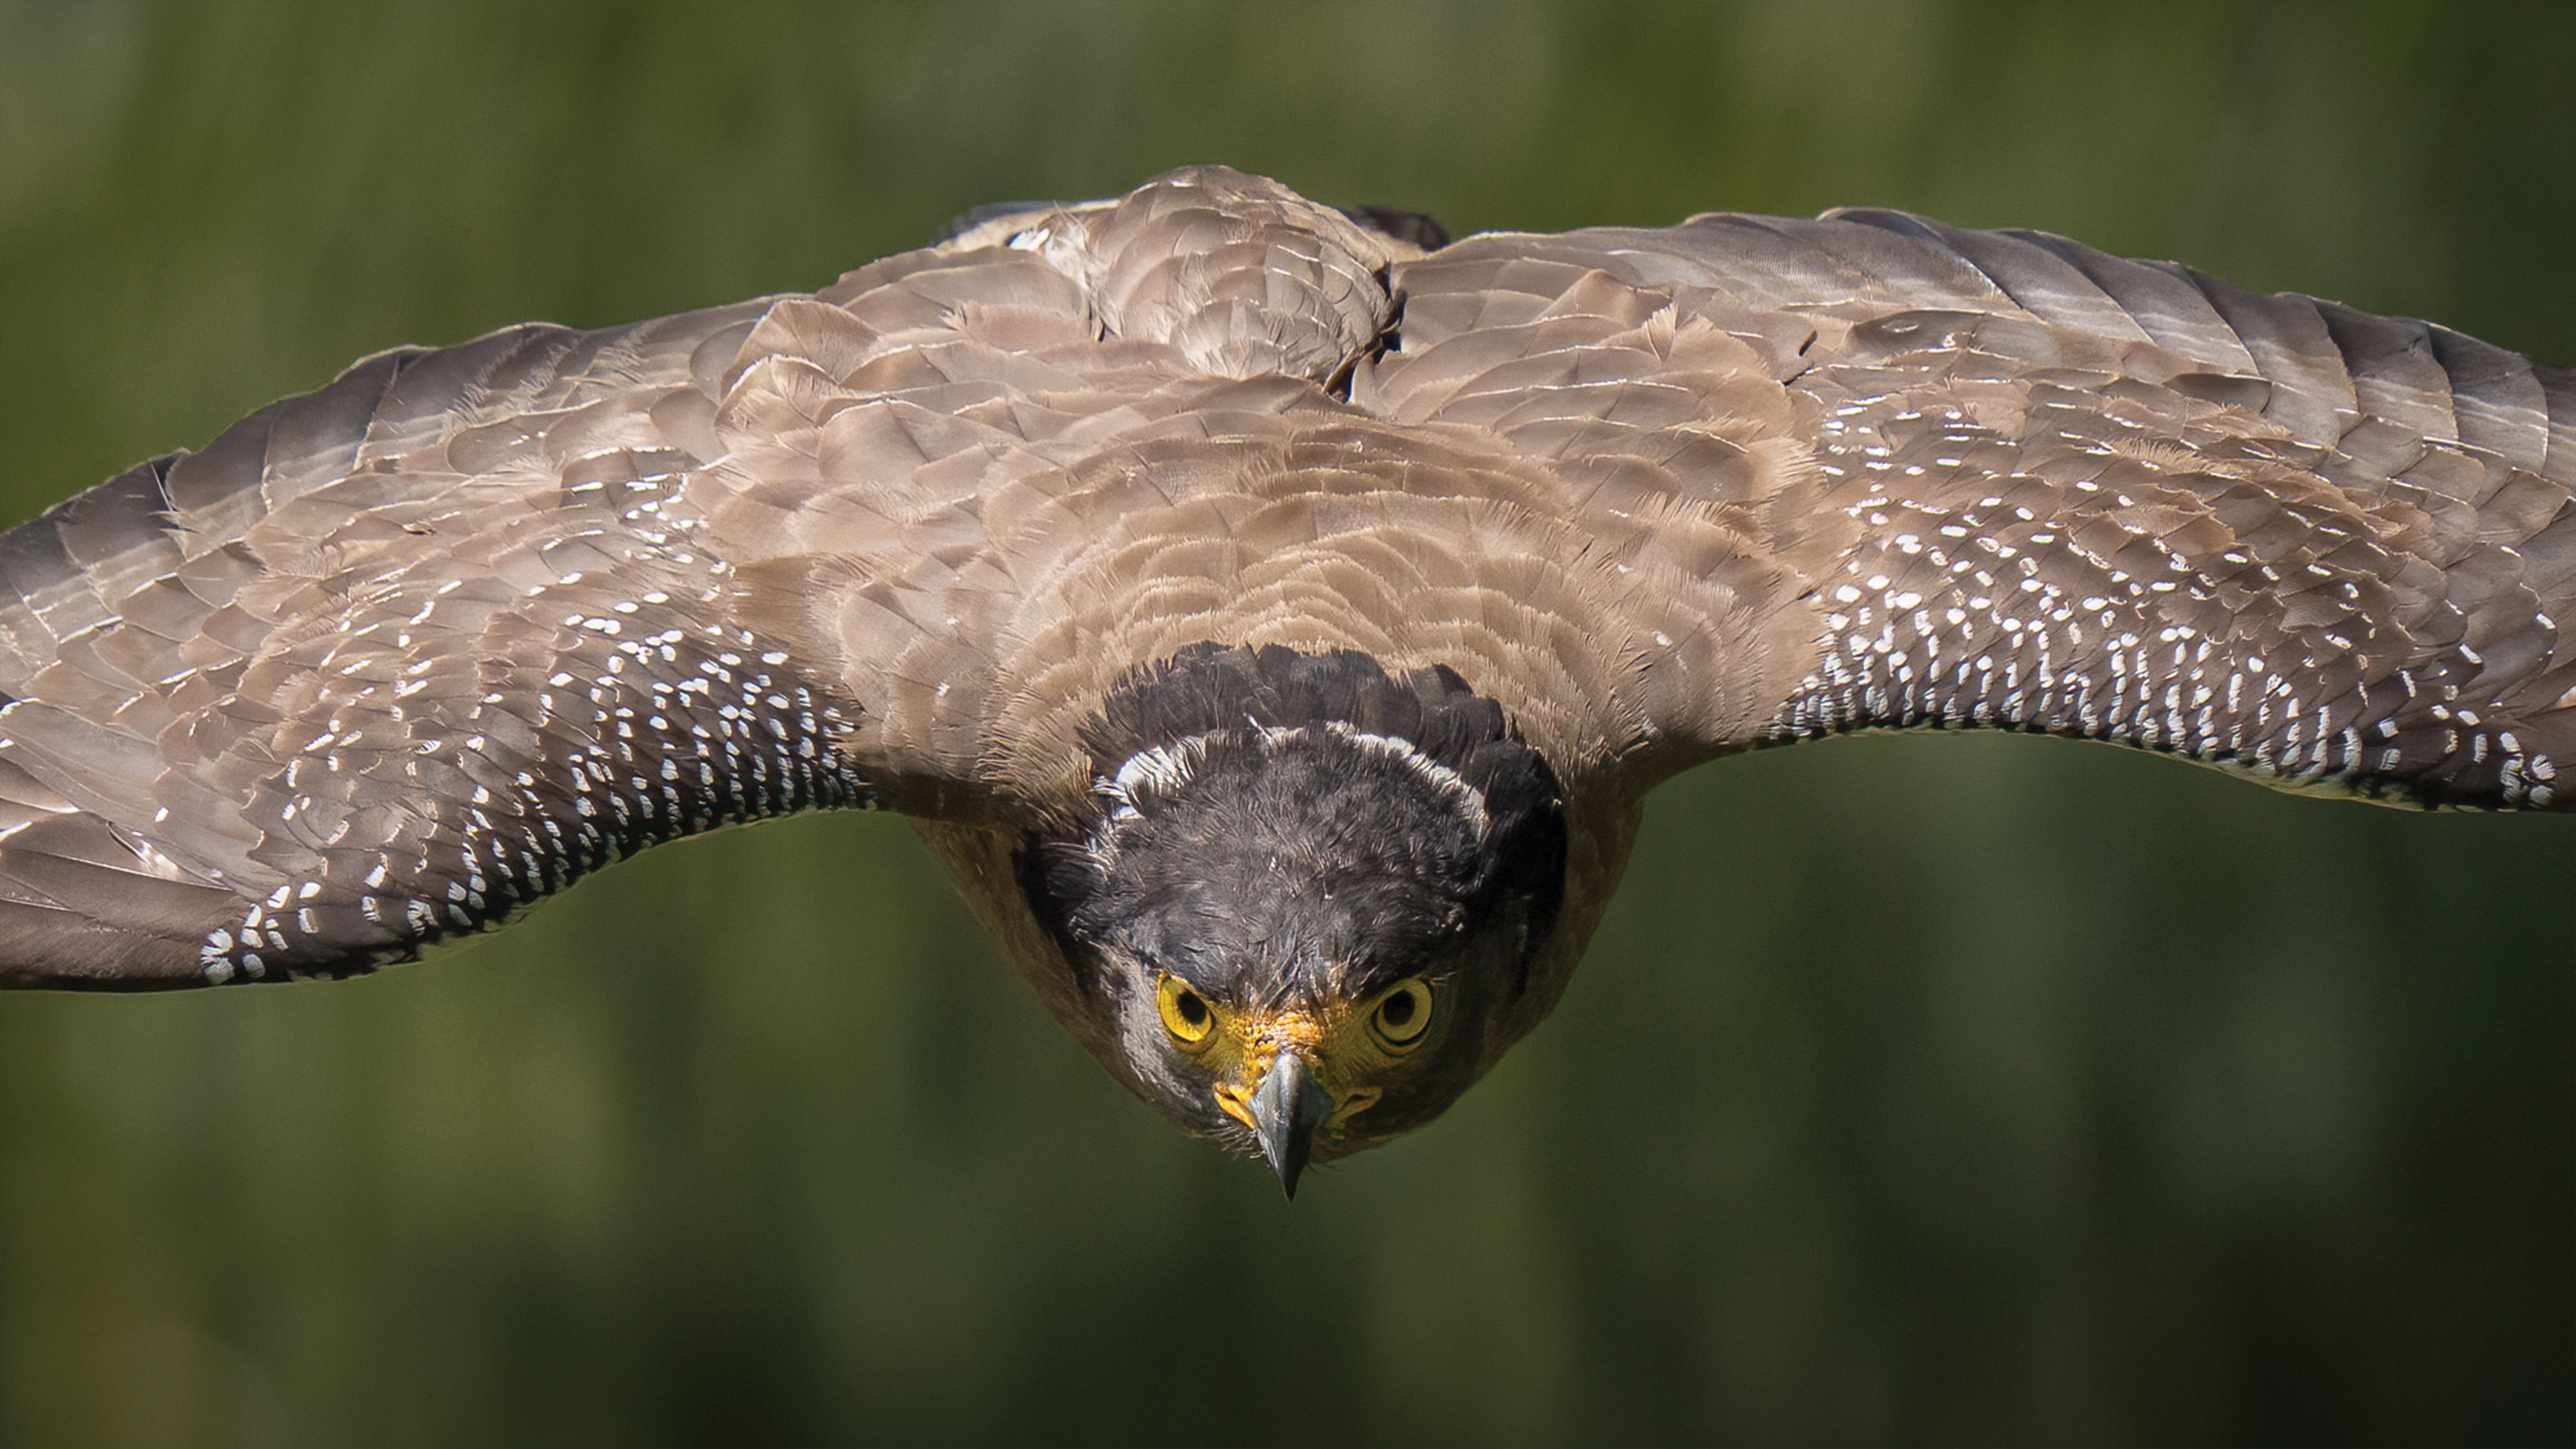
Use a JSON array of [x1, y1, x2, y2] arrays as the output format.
[[0, 2, 2568, 1443]]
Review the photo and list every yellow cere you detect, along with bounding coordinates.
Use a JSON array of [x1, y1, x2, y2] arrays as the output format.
[[1157, 974, 1434, 1134]]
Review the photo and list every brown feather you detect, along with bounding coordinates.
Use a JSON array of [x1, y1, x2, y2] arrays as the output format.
[[0, 163, 2568, 1001]]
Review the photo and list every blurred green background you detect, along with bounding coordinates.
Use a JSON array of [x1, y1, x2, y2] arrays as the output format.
[[1, 1, 2570, 1444]]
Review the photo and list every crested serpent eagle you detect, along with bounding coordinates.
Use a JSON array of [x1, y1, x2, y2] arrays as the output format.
[[3, 166, 2569, 1194]]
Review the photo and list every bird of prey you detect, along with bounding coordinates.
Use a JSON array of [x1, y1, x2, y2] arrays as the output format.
[[2, 166, 2568, 1195]]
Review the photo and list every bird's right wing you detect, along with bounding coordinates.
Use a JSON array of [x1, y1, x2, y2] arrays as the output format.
[[0, 165, 1427, 990], [1361, 210, 2576, 809], [0, 306, 889, 988]]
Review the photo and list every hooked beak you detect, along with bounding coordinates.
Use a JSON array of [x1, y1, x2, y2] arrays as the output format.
[[1245, 1050, 1335, 1198]]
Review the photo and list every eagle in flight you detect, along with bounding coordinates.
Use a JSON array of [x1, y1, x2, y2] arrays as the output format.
[[3, 166, 2568, 1194]]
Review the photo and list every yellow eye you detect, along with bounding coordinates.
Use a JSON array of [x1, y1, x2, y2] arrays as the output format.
[[1369, 978, 1434, 1050], [1155, 975, 1215, 1046]]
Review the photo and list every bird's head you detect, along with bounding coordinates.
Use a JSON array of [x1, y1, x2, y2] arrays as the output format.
[[1019, 645, 1567, 1195]]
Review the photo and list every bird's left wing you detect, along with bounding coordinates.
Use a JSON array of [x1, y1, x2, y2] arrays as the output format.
[[1360, 210, 2576, 808]]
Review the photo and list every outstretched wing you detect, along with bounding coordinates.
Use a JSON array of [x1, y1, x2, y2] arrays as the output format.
[[1365, 209, 2576, 807], [0, 309, 872, 987], [0, 166, 1426, 990], [20, 166, 2564, 986]]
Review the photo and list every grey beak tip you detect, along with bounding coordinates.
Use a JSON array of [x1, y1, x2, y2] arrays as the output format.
[[1249, 1051, 1333, 1200]]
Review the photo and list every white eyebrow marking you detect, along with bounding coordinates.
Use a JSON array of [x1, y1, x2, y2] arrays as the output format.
[[1086, 723, 1492, 871]]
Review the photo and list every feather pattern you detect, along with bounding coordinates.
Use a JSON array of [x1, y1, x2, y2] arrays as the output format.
[[2, 164, 2570, 990]]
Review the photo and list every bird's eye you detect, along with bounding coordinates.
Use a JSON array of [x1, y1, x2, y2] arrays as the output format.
[[1155, 975, 1215, 1046], [1369, 978, 1434, 1050]]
